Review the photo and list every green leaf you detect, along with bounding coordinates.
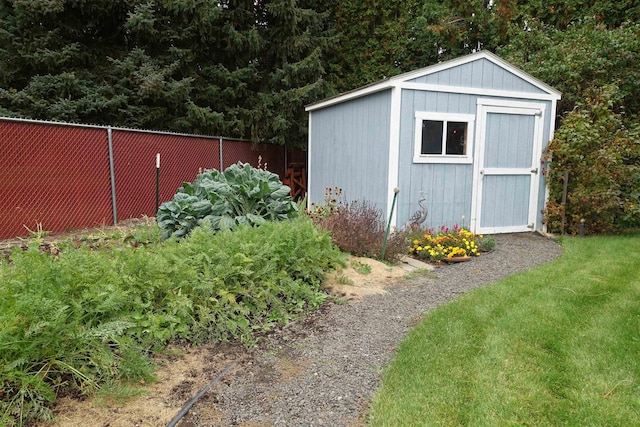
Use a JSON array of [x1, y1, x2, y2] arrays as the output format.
[[246, 213, 267, 226]]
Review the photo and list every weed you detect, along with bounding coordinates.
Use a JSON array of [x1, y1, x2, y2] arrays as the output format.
[[318, 199, 383, 257], [403, 268, 436, 280], [334, 273, 354, 286], [94, 381, 150, 406], [478, 236, 496, 252], [22, 222, 49, 243], [305, 187, 344, 224], [351, 260, 372, 275], [315, 199, 407, 263]]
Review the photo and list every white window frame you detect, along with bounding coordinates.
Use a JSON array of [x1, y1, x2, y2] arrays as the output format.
[[413, 112, 475, 164]]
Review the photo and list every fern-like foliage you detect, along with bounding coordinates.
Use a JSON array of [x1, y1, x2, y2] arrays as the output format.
[[0, 217, 342, 425]]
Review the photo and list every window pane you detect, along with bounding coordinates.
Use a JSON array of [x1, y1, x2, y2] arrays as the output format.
[[446, 122, 467, 155], [421, 120, 443, 154]]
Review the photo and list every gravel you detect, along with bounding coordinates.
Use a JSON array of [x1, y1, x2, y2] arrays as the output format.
[[183, 232, 563, 426]]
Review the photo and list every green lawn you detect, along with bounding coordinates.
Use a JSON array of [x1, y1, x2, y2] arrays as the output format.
[[369, 234, 640, 426]]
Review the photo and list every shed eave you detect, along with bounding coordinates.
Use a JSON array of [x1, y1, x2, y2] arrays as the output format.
[[305, 82, 393, 112], [479, 51, 562, 99]]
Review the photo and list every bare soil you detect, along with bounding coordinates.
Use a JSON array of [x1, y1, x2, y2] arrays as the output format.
[[321, 255, 412, 300]]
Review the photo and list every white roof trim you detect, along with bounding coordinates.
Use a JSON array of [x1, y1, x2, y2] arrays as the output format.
[[399, 82, 559, 101], [305, 50, 560, 112]]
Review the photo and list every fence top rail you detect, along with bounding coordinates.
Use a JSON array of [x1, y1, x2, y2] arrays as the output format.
[[0, 116, 251, 142]]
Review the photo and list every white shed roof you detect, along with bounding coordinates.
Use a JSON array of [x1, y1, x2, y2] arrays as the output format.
[[306, 50, 561, 112]]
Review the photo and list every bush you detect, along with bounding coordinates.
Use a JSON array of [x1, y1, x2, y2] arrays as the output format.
[[0, 217, 342, 426], [157, 162, 298, 238], [543, 85, 640, 234], [312, 195, 408, 262]]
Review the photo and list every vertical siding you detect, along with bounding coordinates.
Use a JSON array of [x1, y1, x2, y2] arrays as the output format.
[[397, 89, 554, 230], [397, 90, 476, 229], [410, 58, 548, 95], [481, 175, 531, 227], [309, 90, 391, 211], [309, 54, 558, 232]]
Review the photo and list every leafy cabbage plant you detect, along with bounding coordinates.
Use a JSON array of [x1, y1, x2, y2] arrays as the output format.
[[157, 162, 298, 238]]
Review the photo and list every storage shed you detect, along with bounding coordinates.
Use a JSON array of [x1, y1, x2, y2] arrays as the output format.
[[306, 51, 561, 234]]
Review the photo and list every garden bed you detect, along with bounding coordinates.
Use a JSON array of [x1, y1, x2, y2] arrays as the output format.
[[0, 216, 344, 426], [33, 254, 415, 427]]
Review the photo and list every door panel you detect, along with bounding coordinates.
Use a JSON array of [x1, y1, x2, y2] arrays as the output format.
[[480, 175, 531, 228], [472, 100, 545, 234], [484, 113, 534, 169]]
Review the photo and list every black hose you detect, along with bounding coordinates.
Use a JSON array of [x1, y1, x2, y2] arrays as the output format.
[[166, 363, 236, 427]]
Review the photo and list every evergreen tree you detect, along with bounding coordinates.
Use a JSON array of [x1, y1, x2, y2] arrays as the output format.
[[0, 0, 134, 123], [0, 0, 333, 146], [326, 0, 431, 92], [253, 0, 334, 146]]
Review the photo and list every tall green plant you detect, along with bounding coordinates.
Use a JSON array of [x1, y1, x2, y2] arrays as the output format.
[[157, 162, 298, 238]]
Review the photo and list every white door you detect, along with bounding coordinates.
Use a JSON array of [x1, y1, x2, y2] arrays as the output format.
[[471, 99, 545, 234]]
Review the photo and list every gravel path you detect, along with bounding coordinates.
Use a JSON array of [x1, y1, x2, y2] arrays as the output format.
[[183, 232, 563, 426]]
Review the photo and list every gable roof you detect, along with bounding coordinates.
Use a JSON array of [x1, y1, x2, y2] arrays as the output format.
[[306, 50, 561, 112]]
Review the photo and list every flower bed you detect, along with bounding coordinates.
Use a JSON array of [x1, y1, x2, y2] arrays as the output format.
[[409, 225, 487, 262]]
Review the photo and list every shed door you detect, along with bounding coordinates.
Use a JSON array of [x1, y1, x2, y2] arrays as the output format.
[[471, 100, 545, 234]]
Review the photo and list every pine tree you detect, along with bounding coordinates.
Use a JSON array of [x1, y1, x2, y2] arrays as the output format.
[[326, 0, 431, 92], [250, 0, 334, 146], [0, 0, 132, 122], [0, 0, 334, 146]]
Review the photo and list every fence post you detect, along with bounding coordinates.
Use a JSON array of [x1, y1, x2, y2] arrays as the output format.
[[107, 126, 118, 224], [155, 153, 160, 215], [560, 170, 569, 235], [219, 136, 224, 171]]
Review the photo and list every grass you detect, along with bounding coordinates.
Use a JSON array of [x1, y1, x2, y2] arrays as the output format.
[[403, 268, 436, 281], [369, 234, 640, 426]]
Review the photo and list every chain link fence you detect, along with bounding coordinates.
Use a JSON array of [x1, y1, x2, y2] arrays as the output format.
[[0, 117, 302, 240]]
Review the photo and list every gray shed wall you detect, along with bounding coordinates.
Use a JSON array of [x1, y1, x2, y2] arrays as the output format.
[[397, 90, 475, 228], [308, 90, 391, 212], [396, 89, 554, 230]]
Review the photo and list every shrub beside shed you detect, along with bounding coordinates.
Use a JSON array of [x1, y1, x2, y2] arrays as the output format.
[[306, 51, 561, 234]]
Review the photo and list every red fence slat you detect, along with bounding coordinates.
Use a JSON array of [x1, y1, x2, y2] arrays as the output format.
[[112, 130, 221, 221], [0, 121, 112, 238]]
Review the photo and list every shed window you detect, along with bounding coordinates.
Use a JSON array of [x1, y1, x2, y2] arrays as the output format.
[[414, 112, 475, 164]]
